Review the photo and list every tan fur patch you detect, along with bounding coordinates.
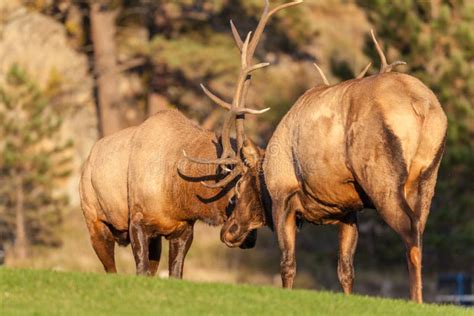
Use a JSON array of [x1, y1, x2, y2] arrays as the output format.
[[132, 212, 144, 222], [410, 246, 421, 266], [411, 98, 429, 118]]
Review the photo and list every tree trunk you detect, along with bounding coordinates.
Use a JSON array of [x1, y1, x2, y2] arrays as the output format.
[[14, 173, 27, 260], [90, 2, 122, 137]]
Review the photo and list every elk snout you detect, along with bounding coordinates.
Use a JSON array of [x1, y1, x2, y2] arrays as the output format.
[[220, 219, 256, 249]]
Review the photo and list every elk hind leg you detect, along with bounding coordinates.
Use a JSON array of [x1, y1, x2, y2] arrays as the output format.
[[403, 141, 445, 303], [87, 219, 117, 273], [349, 120, 425, 302], [338, 213, 358, 294], [358, 172, 423, 302]]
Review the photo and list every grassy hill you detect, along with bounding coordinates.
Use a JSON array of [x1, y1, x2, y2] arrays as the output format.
[[0, 268, 471, 315]]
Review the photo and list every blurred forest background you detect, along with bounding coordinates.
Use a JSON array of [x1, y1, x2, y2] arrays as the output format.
[[0, 0, 472, 301]]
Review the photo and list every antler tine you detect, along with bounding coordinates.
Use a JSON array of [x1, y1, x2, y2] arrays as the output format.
[[230, 0, 304, 55], [247, 0, 303, 61], [200, 167, 242, 188], [246, 0, 269, 60], [197, 31, 270, 165], [234, 1, 303, 151], [268, 0, 304, 17], [194, 33, 253, 165], [231, 31, 253, 115], [185, 1, 301, 188], [356, 62, 372, 79], [241, 32, 252, 70], [313, 63, 330, 86], [200, 84, 231, 110], [264, 0, 270, 10], [236, 107, 271, 115], [233, 31, 255, 152], [370, 29, 406, 74], [230, 20, 243, 52], [246, 62, 271, 74], [386, 61, 407, 72], [370, 29, 387, 73]]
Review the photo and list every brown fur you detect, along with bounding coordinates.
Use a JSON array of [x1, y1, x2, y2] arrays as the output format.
[[79, 109, 263, 277], [224, 72, 447, 303], [79, 0, 302, 277]]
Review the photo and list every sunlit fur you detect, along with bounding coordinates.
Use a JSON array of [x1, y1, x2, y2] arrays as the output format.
[[220, 141, 267, 249], [228, 72, 447, 303], [79, 109, 262, 277]]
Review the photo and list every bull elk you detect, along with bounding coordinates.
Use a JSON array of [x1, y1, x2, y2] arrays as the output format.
[[220, 30, 447, 303], [79, 0, 302, 277]]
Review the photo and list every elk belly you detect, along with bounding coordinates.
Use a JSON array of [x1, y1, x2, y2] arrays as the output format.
[[296, 180, 365, 225]]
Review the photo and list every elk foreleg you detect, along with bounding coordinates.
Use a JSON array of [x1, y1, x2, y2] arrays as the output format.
[[274, 196, 297, 289], [168, 223, 194, 279], [337, 213, 358, 294]]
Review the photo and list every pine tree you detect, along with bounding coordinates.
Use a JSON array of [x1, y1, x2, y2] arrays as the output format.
[[0, 64, 72, 259]]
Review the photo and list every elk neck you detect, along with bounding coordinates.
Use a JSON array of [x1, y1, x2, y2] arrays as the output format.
[[256, 155, 274, 230]]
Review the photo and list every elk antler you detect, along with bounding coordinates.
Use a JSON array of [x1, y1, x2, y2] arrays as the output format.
[[356, 62, 372, 79], [184, 0, 303, 188], [371, 29, 406, 74], [313, 63, 330, 86], [185, 32, 271, 168], [228, 0, 303, 151]]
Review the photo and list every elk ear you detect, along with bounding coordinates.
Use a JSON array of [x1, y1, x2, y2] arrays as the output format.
[[242, 139, 261, 168]]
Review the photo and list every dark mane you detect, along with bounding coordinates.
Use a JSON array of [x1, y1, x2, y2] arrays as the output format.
[[257, 156, 274, 230]]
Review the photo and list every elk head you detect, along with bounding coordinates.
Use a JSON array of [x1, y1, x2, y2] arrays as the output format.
[[218, 139, 267, 249], [184, 0, 302, 248]]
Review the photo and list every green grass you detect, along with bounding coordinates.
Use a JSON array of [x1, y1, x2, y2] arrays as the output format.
[[0, 268, 472, 316]]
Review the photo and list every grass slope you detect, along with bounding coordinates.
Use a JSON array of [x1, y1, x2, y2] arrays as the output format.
[[0, 268, 471, 316]]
